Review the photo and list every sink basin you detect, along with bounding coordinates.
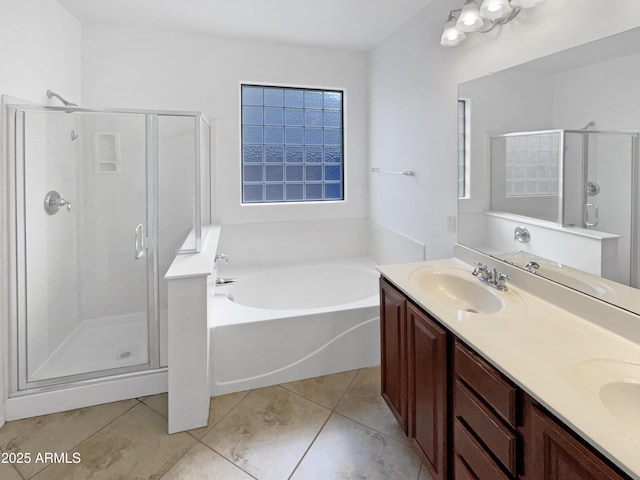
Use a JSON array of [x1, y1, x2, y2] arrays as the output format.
[[411, 270, 504, 314], [538, 268, 608, 298], [497, 252, 613, 299], [572, 359, 640, 444], [600, 381, 640, 432]]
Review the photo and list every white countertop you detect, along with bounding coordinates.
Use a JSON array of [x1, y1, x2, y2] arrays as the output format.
[[378, 257, 640, 479]]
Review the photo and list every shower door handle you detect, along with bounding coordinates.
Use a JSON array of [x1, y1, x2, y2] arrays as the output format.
[[585, 203, 599, 227], [134, 224, 145, 259]]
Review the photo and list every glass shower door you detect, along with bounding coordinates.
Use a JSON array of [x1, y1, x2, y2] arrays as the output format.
[[583, 132, 635, 286], [563, 130, 636, 286], [15, 109, 155, 388]]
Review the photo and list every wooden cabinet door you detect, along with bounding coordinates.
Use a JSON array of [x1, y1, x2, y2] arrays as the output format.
[[407, 302, 448, 480], [380, 278, 408, 432], [528, 405, 626, 480]]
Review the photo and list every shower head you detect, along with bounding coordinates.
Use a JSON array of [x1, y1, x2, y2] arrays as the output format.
[[582, 121, 596, 130], [46, 89, 77, 107]]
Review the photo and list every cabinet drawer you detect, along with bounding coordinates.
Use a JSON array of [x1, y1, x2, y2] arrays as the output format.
[[455, 420, 511, 480], [455, 454, 478, 480], [456, 381, 517, 475], [455, 342, 517, 426]]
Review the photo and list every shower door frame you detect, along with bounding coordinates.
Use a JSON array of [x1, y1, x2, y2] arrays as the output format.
[[562, 129, 640, 288], [6, 104, 209, 394]]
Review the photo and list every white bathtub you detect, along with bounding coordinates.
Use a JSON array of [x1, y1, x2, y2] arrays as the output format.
[[208, 257, 380, 395]]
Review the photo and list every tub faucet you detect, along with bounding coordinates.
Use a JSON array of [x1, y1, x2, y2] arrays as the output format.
[[215, 278, 237, 286]]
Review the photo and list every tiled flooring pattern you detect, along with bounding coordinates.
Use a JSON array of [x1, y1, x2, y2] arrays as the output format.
[[0, 367, 432, 479]]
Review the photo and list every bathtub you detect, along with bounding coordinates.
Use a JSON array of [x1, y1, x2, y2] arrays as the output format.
[[208, 257, 380, 395]]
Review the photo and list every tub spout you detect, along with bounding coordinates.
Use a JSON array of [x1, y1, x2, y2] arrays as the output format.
[[215, 278, 237, 286]]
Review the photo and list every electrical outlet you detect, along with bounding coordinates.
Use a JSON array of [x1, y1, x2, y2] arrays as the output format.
[[447, 214, 457, 233]]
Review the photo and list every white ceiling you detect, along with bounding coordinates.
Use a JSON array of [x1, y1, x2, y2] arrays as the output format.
[[57, 0, 433, 50]]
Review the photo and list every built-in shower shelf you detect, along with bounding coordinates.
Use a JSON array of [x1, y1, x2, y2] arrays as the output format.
[[93, 131, 121, 174]]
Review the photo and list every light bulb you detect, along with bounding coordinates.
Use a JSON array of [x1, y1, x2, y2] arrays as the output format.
[[456, 0, 484, 32], [479, 0, 512, 20], [440, 15, 466, 47]]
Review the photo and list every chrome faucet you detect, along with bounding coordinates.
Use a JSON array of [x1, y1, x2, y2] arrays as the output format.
[[524, 261, 540, 274], [215, 278, 237, 286], [472, 261, 510, 291], [472, 262, 491, 281], [494, 271, 510, 291]]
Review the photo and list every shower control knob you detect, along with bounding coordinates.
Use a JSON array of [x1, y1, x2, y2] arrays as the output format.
[[44, 191, 72, 215], [586, 181, 600, 196]]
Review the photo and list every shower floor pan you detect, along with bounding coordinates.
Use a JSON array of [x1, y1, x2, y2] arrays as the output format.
[[28, 312, 155, 382]]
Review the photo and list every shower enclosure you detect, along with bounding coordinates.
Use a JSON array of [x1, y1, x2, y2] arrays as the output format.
[[563, 130, 638, 286], [490, 129, 639, 286], [6, 103, 212, 393]]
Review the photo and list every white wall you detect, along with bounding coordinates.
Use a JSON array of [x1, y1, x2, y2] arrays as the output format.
[[458, 69, 554, 217], [0, 0, 82, 427], [81, 25, 369, 226], [451, 0, 640, 83], [369, 0, 640, 262], [369, 2, 458, 261], [553, 51, 640, 131], [0, 0, 81, 104], [218, 218, 369, 266]]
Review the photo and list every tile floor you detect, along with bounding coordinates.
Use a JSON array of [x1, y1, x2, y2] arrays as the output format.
[[0, 367, 432, 480]]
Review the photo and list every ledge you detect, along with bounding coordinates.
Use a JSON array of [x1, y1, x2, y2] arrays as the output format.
[[165, 225, 221, 280], [485, 211, 621, 240]]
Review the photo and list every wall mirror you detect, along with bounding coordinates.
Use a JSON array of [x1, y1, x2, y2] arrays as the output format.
[[458, 26, 640, 315]]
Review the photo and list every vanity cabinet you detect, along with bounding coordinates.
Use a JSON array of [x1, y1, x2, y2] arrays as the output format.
[[379, 276, 630, 480], [380, 277, 408, 432], [380, 277, 449, 480], [407, 302, 449, 480]]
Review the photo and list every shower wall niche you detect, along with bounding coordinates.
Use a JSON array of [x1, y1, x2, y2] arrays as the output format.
[[7, 105, 213, 393]]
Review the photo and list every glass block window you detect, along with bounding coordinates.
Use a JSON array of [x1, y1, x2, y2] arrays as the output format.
[[241, 84, 344, 203], [505, 132, 560, 196]]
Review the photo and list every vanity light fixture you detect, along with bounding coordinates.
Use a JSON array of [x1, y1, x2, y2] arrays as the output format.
[[441, 11, 466, 46], [440, 0, 544, 47]]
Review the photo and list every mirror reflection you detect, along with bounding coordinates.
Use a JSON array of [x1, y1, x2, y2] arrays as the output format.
[[458, 27, 640, 314]]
